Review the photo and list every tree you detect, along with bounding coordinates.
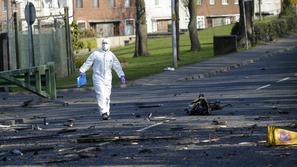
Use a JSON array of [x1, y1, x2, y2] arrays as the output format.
[[70, 21, 84, 53], [233, 0, 254, 48], [134, 0, 149, 57], [187, 0, 201, 52], [280, 0, 296, 16]]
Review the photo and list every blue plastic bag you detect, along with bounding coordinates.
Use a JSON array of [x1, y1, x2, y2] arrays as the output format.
[[77, 74, 87, 87]]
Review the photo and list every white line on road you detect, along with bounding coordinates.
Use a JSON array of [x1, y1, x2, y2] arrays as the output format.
[[276, 77, 290, 83], [256, 84, 271, 90], [136, 122, 164, 132]]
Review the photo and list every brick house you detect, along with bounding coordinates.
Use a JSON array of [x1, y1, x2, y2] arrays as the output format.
[[145, 0, 239, 33], [195, 0, 240, 29], [145, 0, 188, 33], [73, 0, 136, 37]]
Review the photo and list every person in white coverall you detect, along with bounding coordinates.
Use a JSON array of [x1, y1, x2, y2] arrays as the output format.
[[79, 38, 126, 120]]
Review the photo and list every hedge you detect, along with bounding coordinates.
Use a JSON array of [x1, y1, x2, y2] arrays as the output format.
[[254, 16, 297, 42]]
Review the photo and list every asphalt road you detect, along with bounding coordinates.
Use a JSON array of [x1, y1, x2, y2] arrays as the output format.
[[0, 42, 297, 166]]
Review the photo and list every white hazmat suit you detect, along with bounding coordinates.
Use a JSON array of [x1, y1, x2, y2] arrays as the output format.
[[79, 39, 125, 119]]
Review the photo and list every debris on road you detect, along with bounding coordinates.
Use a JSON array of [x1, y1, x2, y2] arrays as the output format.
[[211, 119, 227, 128], [138, 148, 152, 154], [209, 101, 232, 111], [77, 134, 176, 143], [254, 116, 270, 121], [31, 124, 42, 131], [186, 94, 210, 115], [64, 119, 75, 127], [11, 149, 23, 156], [22, 99, 34, 107], [148, 116, 176, 122], [0, 124, 11, 128], [57, 128, 77, 134], [185, 94, 232, 115], [137, 104, 163, 108]]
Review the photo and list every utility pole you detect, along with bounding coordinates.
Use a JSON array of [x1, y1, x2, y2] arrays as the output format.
[[12, 0, 20, 69], [242, 0, 249, 50], [6, 0, 10, 69], [171, 0, 178, 68]]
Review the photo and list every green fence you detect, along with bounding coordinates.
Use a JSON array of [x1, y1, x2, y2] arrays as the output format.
[[8, 26, 71, 78]]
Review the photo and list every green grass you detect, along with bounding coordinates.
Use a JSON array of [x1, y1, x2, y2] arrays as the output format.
[[57, 24, 233, 88]]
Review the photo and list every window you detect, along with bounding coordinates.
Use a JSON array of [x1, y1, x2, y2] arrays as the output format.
[[234, 0, 238, 4], [2, 0, 7, 11], [108, 0, 115, 8], [222, 0, 228, 5], [76, 0, 83, 8], [92, 0, 99, 8], [124, 0, 131, 8], [197, 16, 205, 29], [58, 0, 68, 8], [210, 0, 215, 5], [197, 0, 203, 5], [125, 20, 134, 35], [78, 22, 86, 31]]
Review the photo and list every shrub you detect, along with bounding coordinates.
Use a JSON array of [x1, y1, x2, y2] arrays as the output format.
[[81, 38, 97, 51], [81, 29, 97, 38], [254, 16, 297, 42]]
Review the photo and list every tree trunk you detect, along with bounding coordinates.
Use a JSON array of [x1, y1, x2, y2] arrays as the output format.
[[238, 0, 254, 47], [188, 0, 201, 52], [175, 0, 180, 60], [134, 0, 149, 57]]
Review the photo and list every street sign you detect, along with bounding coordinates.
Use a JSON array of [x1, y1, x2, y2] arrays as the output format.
[[25, 2, 36, 26]]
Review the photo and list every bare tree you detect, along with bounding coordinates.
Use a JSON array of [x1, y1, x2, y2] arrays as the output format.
[[134, 0, 149, 57], [187, 0, 201, 52]]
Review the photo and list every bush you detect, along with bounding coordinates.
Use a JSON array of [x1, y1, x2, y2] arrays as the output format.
[[254, 16, 297, 42], [81, 29, 97, 38], [74, 56, 85, 68], [71, 21, 84, 52], [81, 38, 97, 51]]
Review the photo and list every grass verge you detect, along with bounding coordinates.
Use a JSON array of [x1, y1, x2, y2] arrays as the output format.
[[57, 24, 233, 89]]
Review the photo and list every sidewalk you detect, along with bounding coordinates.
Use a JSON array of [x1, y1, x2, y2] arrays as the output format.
[[131, 33, 297, 86]]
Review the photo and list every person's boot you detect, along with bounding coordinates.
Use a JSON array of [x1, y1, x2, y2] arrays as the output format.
[[101, 113, 109, 120]]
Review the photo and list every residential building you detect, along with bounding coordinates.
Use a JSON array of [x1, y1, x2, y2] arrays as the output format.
[[145, 0, 239, 33], [0, 0, 16, 32], [195, 0, 239, 29], [145, 0, 188, 33], [254, 0, 281, 17], [1, 0, 73, 32], [73, 0, 136, 37]]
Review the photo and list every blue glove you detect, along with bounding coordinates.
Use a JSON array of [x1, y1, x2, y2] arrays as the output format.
[[77, 73, 87, 87], [120, 75, 126, 85]]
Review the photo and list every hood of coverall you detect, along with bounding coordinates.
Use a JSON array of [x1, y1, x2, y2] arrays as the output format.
[[102, 38, 110, 52]]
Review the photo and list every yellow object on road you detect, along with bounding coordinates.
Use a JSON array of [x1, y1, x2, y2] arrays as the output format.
[[267, 125, 297, 146]]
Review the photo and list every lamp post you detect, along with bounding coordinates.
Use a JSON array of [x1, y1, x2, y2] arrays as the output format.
[[171, 0, 178, 68], [242, 0, 252, 50], [6, 0, 10, 69]]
